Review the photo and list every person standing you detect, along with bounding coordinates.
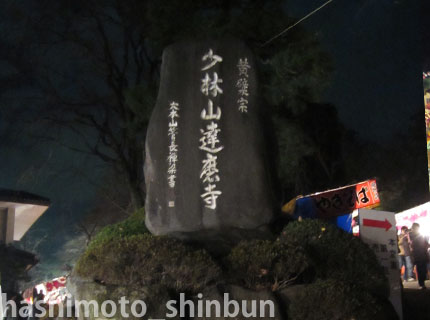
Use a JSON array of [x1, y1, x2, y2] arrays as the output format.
[[410, 223, 429, 289], [398, 226, 414, 282]]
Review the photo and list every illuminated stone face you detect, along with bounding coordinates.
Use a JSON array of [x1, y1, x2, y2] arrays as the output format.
[[144, 39, 276, 238]]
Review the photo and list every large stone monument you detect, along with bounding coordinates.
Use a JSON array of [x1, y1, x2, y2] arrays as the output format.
[[144, 39, 276, 241]]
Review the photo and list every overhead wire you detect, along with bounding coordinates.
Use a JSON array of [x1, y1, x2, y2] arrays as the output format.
[[261, 0, 334, 47]]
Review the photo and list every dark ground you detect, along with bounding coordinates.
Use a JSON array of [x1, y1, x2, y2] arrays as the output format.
[[403, 280, 430, 320]]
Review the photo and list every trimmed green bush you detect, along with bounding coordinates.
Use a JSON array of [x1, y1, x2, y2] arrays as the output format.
[[288, 279, 393, 320], [279, 219, 389, 298], [86, 208, 148, 250], [226, 239, 309, 290], [225, 219, 389, 299], [75, 211, 391, 318], [75, 233, 221, 293]]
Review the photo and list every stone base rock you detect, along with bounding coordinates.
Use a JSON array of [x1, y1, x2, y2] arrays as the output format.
[[67, 276, 179, 320]]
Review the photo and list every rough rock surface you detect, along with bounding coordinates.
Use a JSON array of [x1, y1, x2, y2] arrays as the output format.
[[68, 278, 399, 320], [276, 284, 399, 320], [144, 38, 276, 237], [67, 276, 179, 320], [68, 277, 284, 320]]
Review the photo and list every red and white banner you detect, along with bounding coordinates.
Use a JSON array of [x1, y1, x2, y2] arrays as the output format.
[[24, 276, 68, 305]]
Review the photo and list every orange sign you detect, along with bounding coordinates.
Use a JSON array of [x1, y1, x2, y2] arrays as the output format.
[[294, 179, 380, 219]]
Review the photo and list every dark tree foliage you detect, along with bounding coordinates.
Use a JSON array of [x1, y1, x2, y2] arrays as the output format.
[[0, 0, 341, 209], [276, 103, 350, 201], [343, 109, 430, 212]]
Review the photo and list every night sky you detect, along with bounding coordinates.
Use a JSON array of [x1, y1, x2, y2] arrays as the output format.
[[0, 0, 428, 279], [288, 0, 423, 141]]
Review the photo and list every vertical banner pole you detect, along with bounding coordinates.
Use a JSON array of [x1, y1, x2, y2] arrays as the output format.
[[423, 72, 430, 191]]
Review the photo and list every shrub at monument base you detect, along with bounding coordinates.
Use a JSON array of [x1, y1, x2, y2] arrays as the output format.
[[287, 279, 396, 320], [223, 220, 394, 319], [279, 219, 389, 298], [75, 211, 221, 293], [226, 239, 309, 290], [74, 216, 395, 319], [86, 208, 148, 246]]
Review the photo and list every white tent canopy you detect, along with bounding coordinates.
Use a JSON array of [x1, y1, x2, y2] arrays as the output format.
[[0, 190, 50, 244], [395, 201, 430, 236]]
